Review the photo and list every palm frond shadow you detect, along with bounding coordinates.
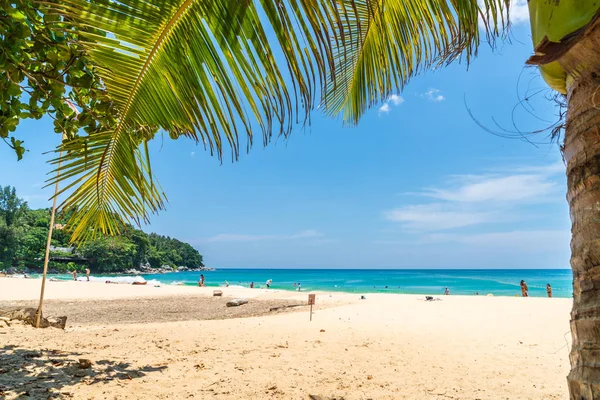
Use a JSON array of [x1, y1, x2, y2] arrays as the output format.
[[0, 345, 167, 398]]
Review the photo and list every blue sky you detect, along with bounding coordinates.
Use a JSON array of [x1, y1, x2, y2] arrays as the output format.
[[0, 11, 571, 269]]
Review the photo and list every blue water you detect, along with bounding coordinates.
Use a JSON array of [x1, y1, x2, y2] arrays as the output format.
[[53, 269, 574, 298]]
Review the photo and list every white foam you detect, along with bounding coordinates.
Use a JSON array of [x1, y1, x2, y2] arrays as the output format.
[[86, 275, 148, 284]]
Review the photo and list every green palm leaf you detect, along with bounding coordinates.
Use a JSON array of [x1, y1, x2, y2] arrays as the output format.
[[43, 0, 508, 242], [44, 0, 334, 241], [321, 0, 509, 124]]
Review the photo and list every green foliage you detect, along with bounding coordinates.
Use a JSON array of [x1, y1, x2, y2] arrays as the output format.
[[0, 0, 117, 150], [0, 185, 204, 273], [147, 233, 203, 268], [0, 186, 27, 226], [80, 236, 136, 273]]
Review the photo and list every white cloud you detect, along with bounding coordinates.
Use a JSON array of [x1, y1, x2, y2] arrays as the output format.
[[422, 88, 445, 102], [478, 0, 529, 28], [378, 94, 404, 115], [509, 0, 529, 25], [376, 230, 570, 253], [385, 162, 564, 231], [500, 161, 564, 175], [388, 94, 404, 105], [423, 173, 559, 203], [206, 230, 323, 242], [378, 103, 390, 115], [385, 203, 498, 231], [421, 230, 570, 251], [190, 151, 196, 157]]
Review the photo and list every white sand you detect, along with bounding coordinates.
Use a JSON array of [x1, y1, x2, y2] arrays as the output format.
[[0, 277, 572, 399]]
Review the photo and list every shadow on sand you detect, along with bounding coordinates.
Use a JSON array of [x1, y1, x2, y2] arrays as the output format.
[[0, 345, 167, 398]]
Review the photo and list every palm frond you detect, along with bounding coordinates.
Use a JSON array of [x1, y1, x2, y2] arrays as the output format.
[[44, 0, 332, 241], [320, 0, 510, 124], [43, 0, 509, 242]]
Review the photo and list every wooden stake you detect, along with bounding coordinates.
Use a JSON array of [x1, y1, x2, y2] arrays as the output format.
[[35, 164, 61, 328]]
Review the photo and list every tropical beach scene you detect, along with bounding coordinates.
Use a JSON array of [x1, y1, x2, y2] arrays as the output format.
[[1, 1, 599, 399]]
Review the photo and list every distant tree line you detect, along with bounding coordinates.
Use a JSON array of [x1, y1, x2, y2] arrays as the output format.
[[0, 186, 204, 273]]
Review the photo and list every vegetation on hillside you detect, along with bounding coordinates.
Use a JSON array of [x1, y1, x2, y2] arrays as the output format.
[[0, 186, 203, 273]]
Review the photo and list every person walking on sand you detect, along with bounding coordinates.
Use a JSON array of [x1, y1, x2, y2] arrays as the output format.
[[444, 287, 450, 295], [520, 280, 529, 297], [250, 282, 254, 288], [546, 283, 553, 298], [225, 280, 229, 287], [198, 274, 205, 287], [85, 268, 90, 282], [72, 269, 77, 281], [266, 279, 272, 288]]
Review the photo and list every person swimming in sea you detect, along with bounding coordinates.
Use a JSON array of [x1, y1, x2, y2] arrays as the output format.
[[520, 280, 529, 297]]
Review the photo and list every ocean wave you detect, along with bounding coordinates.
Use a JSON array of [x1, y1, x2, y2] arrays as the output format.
[[83, 276, 155, 284]]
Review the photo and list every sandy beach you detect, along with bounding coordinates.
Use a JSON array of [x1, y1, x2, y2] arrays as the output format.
[[0, 277, 572, 399]]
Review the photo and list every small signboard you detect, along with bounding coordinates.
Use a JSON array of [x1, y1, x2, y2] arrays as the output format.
[[308, 294, 316, 321]]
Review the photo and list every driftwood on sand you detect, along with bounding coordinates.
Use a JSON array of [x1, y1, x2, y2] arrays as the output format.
[[226, 298, 248, 307], [269, 304, 305, 312], [0, 308, 67, 329]]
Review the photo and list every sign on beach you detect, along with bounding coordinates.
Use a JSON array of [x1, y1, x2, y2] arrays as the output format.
[[308, 294, 316, 321]]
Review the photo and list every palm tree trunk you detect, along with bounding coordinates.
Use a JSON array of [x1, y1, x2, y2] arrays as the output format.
[[563, 23, 600, 398]]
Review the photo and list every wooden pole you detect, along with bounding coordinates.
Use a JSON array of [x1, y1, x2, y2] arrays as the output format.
[[36, 103, 76, 328], [35, 157, 61, 328]]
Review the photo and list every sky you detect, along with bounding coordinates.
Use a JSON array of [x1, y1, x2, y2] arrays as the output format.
[[0, 6, 572, 269]]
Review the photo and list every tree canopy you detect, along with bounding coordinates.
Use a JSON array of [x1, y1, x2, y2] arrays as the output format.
[[0, 185, 204, 273]]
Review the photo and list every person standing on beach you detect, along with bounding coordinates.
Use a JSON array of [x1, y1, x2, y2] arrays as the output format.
[[546, 284, 552, 298], [444, 287, 450, 295], [520, 280, 529, 297], [198, 274, 205, 287], [85, 268, 90, 282], [72, 269, 77, 281], [225, 280, 229, 287], [250, 282, 254, 288], [266, 279, 272, 288], [297, 283, 301, 291]]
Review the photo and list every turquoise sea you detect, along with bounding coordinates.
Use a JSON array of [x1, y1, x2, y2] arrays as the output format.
[[54, 269, 573, 298]]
